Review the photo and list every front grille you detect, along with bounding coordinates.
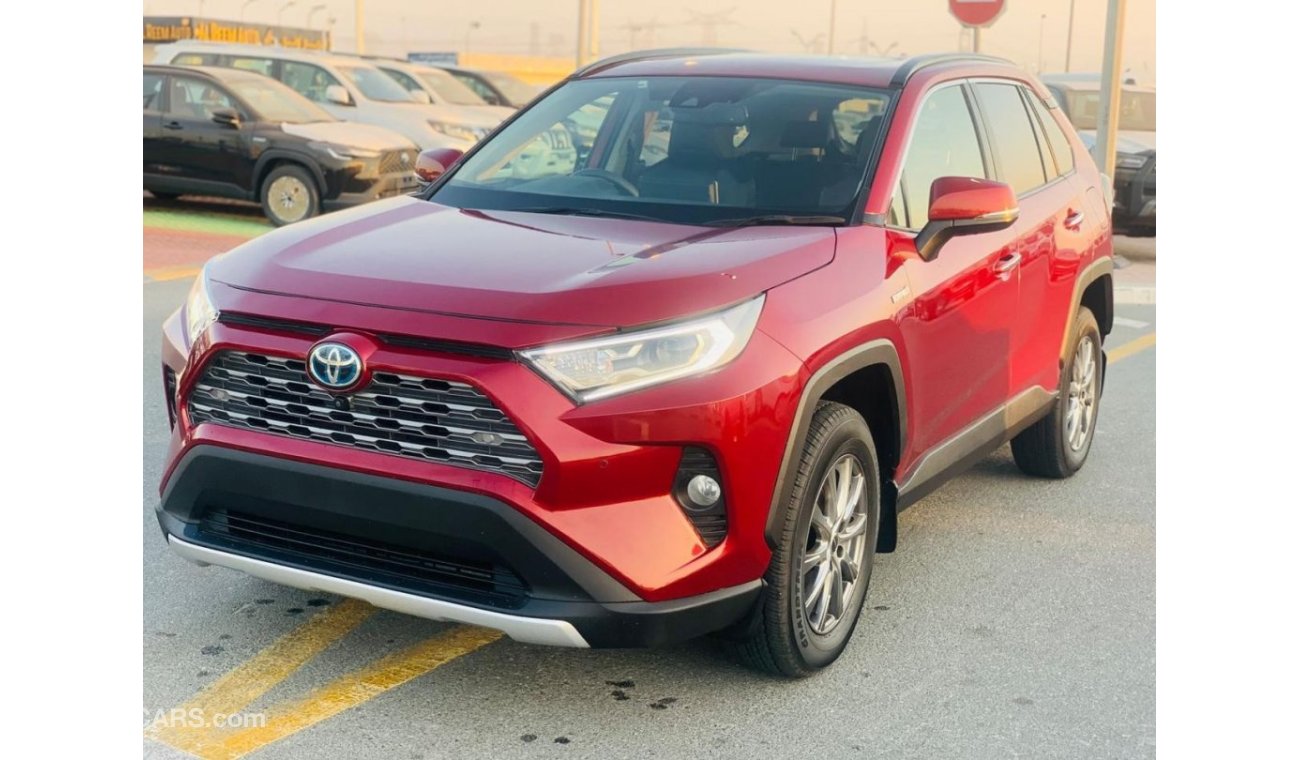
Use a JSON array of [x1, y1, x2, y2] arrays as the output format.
[[199, 508, 529, 608], [188, 350, 544, 486], [379, 149, 414, 175]]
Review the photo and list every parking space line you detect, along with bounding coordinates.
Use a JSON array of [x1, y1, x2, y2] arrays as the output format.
[[1112, 316, 1150, 329], [205, 625, 503, 759], [145, 599, 375, 755], [1108, 332, 1156, 364]]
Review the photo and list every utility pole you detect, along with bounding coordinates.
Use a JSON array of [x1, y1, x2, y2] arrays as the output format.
[[354, 0, 365, 54], [1093, 0, 1128, 178], [973, 27, 981, 53], [827, 0, 838, 54], [1037, 14, 1047, 73], [1065, 0, 1077, 72]]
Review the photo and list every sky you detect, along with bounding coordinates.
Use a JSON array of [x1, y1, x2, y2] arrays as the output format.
[[146, 1, 1157, 83]]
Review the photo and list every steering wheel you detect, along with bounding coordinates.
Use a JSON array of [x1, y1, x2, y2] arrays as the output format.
[[572, 168, 640, 197]]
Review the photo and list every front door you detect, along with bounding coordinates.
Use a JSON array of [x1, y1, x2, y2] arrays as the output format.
[[891, 82, 1021, 464], [157, 75, 247, 193]]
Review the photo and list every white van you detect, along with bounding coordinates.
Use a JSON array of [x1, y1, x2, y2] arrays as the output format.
[[151, 42, 498, 151]]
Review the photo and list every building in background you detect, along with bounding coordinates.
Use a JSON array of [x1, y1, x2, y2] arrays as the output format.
[[143, 17, 330, 62]]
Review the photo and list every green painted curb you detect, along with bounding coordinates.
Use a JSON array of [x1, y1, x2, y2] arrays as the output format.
[[144, 209, 272, 239]]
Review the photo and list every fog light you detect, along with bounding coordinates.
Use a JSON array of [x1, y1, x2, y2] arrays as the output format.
[[687, 474, 722, 507]]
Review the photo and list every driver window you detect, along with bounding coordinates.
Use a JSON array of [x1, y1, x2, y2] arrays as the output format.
[[167, 77, 235, 120], [894, 85, 987, 230]]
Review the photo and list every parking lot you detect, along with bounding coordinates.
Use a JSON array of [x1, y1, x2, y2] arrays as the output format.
[[143, 200, 1157, 759]]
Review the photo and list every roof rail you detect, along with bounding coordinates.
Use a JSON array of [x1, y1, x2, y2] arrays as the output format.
[[889, 53, 1013, 87], [572, 47, 750, 78]]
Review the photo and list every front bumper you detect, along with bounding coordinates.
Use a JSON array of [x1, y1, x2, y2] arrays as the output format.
[[1113, 156, 1156, 229], [158, 446, 763, 648], [323, 171, 421, 211]]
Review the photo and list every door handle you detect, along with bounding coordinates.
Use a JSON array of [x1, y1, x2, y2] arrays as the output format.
[[994, 252, 1022, 273], [1064, 209, 1086, 230], [163, 121, 184, 130]]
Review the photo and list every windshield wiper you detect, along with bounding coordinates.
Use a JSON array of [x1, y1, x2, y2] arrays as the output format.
[[509, 206, 668, 223], [705, 214, 847, 228]]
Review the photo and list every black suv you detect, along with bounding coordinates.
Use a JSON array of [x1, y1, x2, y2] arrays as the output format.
[[144, 65, 420, 225]]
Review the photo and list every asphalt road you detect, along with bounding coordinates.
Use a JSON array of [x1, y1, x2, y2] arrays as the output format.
[[143, 276, 1156, 760]]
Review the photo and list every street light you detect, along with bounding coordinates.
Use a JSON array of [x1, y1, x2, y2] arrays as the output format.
[[306, 3, 326, 29], [465, 20, 481, 55], [1037, 14, 1048, 73], [277, 1, 297, 27], [240, 0, 261, 22]]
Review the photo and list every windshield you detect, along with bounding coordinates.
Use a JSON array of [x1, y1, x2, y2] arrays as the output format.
[[1063, 89, 1156, 131], [337, 64, 415, 103], [431, 76, 892, 226], [418, 68, 488, 106], [229, 77, 333, 123], [482, 71, 540, 105]]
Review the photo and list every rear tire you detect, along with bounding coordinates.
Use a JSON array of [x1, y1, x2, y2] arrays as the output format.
[[148, 191, 182, 201], [1011, 306, 1103, 478], [735, 401, 880, 677], [260, 164, 319, 226]]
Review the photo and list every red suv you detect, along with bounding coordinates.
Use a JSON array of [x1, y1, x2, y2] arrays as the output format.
[[157, 52, 1113, 677]]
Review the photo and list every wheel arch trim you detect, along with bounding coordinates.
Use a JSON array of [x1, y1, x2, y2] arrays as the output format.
[[763, 339, 907, 547], [1061, 256, 1115, 363], [253, 150, 327, 199]]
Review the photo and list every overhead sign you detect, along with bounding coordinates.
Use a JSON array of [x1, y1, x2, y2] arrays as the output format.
[[948, 0, 1007, 28], [408, 52, 460, 65], [143, 17, 330, 50]]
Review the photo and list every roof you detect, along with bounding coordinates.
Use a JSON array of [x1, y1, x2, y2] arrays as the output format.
[[143, 63, 270, 83], [576, 51, 1020, 89], [1040, 74, 1153, 92], [152, 40, 381, 69]]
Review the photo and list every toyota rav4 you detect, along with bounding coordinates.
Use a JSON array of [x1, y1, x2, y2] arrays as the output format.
[[157, 52, 1114, 677]]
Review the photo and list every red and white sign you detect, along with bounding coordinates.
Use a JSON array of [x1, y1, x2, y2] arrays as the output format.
[[949, 0, 1007, 28]]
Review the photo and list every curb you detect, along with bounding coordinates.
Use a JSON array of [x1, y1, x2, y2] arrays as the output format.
[[1115, 286, 1156, 305]]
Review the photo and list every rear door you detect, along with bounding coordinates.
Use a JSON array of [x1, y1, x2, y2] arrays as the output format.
[[143, 71, 166, 176], [156, 75, 249, 193], [970, 80, 1080, 395]]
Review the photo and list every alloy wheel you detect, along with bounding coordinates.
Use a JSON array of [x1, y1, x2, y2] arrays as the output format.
[[268, 175, 310, 223], [1065, 335, 1099, 452], [801, 454, 870, 636]]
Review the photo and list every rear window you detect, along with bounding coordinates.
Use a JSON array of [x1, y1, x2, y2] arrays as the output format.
[[975, 82, 1048, 195]]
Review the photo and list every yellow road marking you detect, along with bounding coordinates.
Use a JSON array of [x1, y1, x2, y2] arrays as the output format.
[[1108, 332, 1156, 364], [145, 266, 203, 282], [146, 599, 375, 754], [204, 626, 503, 759]]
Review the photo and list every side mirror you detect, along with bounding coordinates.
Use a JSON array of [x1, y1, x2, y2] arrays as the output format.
[[415, 147, 464, 183], [914, 177, 1019, 261], [324, 84, 352, 106], [210, 108, 241, 128], [409, 90, 432, 104]]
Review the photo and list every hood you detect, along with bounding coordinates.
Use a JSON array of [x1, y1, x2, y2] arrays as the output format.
[[279, 121, 414, 151], [208, 196, 835, 333], [1078, 129, 1156, 154]]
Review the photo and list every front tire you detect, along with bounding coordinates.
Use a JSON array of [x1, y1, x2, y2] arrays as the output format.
[[1012, 306, 1103, 478], [260, 164, 319, 226], [736, 401, 880, 677]]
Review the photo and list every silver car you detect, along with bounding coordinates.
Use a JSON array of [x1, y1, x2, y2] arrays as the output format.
[[152, 42, 498, 152]]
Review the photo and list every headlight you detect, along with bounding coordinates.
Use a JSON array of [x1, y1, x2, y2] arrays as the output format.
[[1116, 153, 1147, 170], [520, 296, 764, 403], [183, 269, 218, 348], [309, 141, 381, 160], [427, 120, 488, 143]]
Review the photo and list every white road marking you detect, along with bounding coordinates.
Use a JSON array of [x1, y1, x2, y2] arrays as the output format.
[[1113, 316, 1150, 329]]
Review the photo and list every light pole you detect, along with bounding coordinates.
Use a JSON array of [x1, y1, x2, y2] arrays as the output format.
[[277, 1, 297, 27], [306, 4, 326, 29], [465, 21, 481, 55], [240, 0, 261, 22], [1065, 0, 1077, 72], [355, 0, 365, 54], [1037, 14, 1047, 73], [826, 0, 838, 54], [1094, 0, 1129, 178]]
